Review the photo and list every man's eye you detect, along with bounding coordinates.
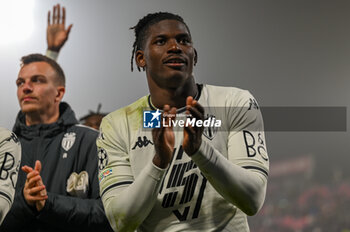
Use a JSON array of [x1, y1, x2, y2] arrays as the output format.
[[179, 38, 190, 45], [16, 80, 24, 87], [32, 77, 45, 83], [155, 39, 165, 45]]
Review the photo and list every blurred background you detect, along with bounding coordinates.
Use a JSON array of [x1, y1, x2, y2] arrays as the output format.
[[1, 0, 349, 231]]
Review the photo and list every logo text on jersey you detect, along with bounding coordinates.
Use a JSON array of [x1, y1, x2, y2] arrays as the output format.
[[243, 130, 268, 161], [0, 152, 18, 188]]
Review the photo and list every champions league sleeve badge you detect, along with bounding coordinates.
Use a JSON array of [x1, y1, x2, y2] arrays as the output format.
[[97, 147, 108, 170], [61, 132, 76, 158]]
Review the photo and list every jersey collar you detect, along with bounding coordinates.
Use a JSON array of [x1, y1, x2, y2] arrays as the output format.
[[148, 84, 203, 113]]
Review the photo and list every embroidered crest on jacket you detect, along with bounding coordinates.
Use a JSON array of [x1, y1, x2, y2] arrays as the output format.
[[61, 132, 76, 152]]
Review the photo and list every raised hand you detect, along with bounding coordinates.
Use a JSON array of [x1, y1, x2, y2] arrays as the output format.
[[47, 4, 73, 52], [22, 160, 48, 211], [152, 105, 177, 169], [183, 96, 205, 156]]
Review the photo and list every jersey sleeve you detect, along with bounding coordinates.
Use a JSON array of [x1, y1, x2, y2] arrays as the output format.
[[191, 89, 269, 216], [97, 112, 166, 231], [0, 129, 21, 224], [97, 112, 133, 199], [227, 90, 269, 179]]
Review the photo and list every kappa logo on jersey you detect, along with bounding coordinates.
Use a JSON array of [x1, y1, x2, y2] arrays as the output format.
[[143, 109, 161, 128], [5, 133, 20, 144], [62, 132, 76, 152], [248, 98, 259, 110], [202, 114, 218, 140], [132, 136, 154, 150], [98, 148, 108, 170]]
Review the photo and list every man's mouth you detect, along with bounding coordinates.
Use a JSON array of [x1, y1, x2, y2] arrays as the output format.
[[163, 57, 186, 68], [22, 96, 36, 102]]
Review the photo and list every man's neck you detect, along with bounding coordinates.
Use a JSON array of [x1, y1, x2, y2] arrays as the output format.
[[25, 109, 60, 126], [148, 77, 198, 109]]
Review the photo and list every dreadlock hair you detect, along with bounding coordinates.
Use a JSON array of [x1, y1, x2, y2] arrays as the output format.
[[79, 103, 107, 122], [130, 12, 192, 72], [79, 103, 107, 130]]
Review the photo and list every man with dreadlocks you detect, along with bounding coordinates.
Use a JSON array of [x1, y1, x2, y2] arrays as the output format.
[[97, 12, 269, 232]]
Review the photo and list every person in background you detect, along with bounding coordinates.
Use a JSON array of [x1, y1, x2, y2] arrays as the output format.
[[0, 54, 112, 232], [45, 4, 105, 131], [79, 104, 107, 130], [46, 4, 72, 60]]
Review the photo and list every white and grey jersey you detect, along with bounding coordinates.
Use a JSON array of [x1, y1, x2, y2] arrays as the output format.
[[0, 127, 21, 224], [97, 84, 269, 232]]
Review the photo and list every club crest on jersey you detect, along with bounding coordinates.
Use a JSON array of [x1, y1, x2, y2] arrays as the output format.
[[98, 148, 108, 170], [202, 115, 218, 140], [61, 132, 76, 152]]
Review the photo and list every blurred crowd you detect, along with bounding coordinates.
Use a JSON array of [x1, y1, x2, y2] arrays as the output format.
[[249, 172, 350, 232]]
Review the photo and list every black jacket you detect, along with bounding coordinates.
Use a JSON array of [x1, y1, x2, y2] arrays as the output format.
[[1, 103, 112, 232]]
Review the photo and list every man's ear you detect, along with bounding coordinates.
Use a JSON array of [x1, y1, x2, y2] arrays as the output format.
[[135, 50, 146, 71], [194, 48, 198, 66], [55, 86, 65, 103]]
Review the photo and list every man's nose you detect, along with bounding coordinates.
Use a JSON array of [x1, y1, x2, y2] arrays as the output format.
[[167, 39, 181, 53], [21, 81, 33, 93]]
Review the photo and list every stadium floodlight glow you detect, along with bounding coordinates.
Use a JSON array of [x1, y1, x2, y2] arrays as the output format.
[[0, 0, 35, 45]]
